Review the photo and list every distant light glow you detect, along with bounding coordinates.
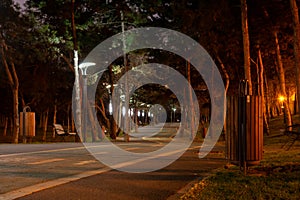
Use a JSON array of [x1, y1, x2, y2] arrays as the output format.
[[130, 109, 133, 116], [278, 95, 285, 102], [122, 106, 126, 116], [109, 100, 113, 115]]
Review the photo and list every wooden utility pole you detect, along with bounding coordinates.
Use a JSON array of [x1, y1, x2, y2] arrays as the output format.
[[290, 0, 300, 114], [241, 0, 252, 94]]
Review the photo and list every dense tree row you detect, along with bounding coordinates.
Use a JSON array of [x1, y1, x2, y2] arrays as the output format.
[[0, 0, 299, 142]]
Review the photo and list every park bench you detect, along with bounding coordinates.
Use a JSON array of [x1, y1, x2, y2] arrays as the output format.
[[53, 124, 77, 142], [282, 124, 300, 150]]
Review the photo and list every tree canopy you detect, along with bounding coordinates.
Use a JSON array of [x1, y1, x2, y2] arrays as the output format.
[[1, 0, 299, 141]]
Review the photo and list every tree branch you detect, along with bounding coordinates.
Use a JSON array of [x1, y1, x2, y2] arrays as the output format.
[[61, 54, 75, 73], [0, 40, 15, 88]]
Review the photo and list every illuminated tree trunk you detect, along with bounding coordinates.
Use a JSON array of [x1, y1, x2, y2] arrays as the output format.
[[3, 117, 8, 137], [42, 108, 49, 142], [187, 61, 195, 138], [290, 0, 300, 114], [121, 11, 130, 142], [241, 0, 252, 94], [258, 49, 270, 135], [216, 55, 229, 140], [274, 31, 292, 127], [264, 73, 271, 119], [71, 0, 82, 139], [53, 103, 57, 138], [0, 38, 19, 143]]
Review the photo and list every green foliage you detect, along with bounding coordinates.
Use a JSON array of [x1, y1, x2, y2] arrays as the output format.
[[182, 166, 300, 200], [112, 65, 122, 74], [181, 116, 300, 200]]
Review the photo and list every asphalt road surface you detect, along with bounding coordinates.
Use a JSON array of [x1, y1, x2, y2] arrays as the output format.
[[0, 124, 226, 200]]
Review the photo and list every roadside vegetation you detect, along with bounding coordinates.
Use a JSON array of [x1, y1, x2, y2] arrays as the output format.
[[181, 115, 300, 200]]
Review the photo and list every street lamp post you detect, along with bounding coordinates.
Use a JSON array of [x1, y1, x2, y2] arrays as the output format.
[[278, 95, 286, 125], [105, 83, 117, 116], [79, 62, 96, 142], [172, 107, 176, 123]]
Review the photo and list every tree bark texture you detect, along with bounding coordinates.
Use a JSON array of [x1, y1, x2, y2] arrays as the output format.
[[274, 31, 293, 127], [0, 38, 20, 143], [258, 49, 270, 135], [42, 108, 49, 142], [241, 0, 252, 94], [290, 0, 300, 114], [187, 61, 195, 138], [71, 0, 82, 139]]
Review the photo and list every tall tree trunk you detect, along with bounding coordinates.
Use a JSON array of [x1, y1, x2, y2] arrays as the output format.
[[274, 31, 293, 127], [71, 110, 75, 132], [97, 99, 111, 138], [42, 108, 49, 142], [71, 0, 82, 139], [12, 88, 19, 143], [187, 61, 195, 139], [67, 104, 70, 132], [181, 87, 187, 135], [290, 0, 300, 114], [258, 49, 270, 135], [216, 55, 230, 142], [241, 0, 252, 94], [53, 103, 57, 138], [121, 11, 130, 142], [0, 38, 20, 143], [3, 117, 8, 137], [87, 101, 98, 141], [134, 106, 138, 132], [264, 73, 271, 119]]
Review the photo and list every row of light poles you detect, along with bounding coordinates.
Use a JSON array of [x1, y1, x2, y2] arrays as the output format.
[[77, 61, 180, 141]]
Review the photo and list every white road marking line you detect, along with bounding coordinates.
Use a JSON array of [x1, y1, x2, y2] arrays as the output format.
[[0, 146, 86, 158], [74, 160, 97, 166], [0, 145, 107, 158], [124, 147, 139, 151], [0, 147, 188, 200], [27, 158, 65, 165], [93, 151, 108, 155], [0, 167, 111, 200]]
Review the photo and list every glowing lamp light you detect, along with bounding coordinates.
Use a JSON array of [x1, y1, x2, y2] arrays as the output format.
[[108, 100, 113, 115], [278, 95, 285, 102], [130, 109, 133, 116], [278, 95, 286, 109], [122, 106, 126, 117]]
